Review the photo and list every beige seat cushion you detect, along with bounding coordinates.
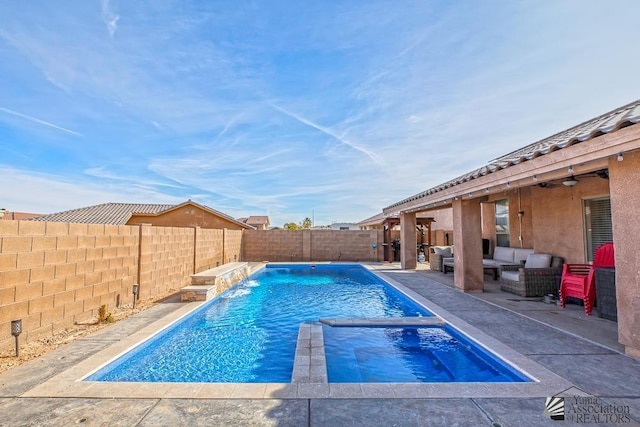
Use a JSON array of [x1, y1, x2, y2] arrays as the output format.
[[493, 247, 515, 262], [483, 259, 500, 267], [524, 253, 552, 268]]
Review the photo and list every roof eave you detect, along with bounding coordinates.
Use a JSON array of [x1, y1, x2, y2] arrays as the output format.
[[384, 101, 640, 214]]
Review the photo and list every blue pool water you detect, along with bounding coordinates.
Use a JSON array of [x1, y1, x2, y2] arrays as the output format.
[[88, 264, 431, 383], [324, 326, 529, 382]]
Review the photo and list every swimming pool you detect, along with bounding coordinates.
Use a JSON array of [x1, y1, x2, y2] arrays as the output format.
[[86, 264, 530, 383], [87, 264, 431, 383]]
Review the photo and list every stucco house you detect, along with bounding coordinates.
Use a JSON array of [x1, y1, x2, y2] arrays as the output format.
[[382, 99, 640, 358], [31, 200, 254, 230], [329, 223, 359, 230], [0, 210, 41, 220], [238, 216, 270, 230]]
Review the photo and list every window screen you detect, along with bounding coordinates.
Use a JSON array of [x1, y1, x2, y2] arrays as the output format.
[[495, 199, 510, 247], [584, 198, 613, 262]]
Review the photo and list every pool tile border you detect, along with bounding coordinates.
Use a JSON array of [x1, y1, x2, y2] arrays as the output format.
[[21, 263, 574, 400]]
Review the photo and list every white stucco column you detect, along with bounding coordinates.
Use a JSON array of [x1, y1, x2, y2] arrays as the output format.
[[452, 198, 484, 292], [400, 212, 417, 269]]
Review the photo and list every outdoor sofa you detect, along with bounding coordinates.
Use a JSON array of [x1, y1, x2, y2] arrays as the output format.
[[483, 247, 534, 270], [499, 253, 564, 297], [480, 247, 533, 281]]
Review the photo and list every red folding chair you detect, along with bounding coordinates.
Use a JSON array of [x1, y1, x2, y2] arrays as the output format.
[[559, 242, 615, 315]]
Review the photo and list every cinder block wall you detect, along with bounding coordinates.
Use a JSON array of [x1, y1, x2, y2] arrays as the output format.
[[138, 225, 195, 300], [0, 220, 139, 350], [223, 230, 243, 264], [243, 230, 383, 262], [309, 230, 381, 261], [242, 230, 304, 262], [195, 228, 224, 271], [0, 221, 245, 351]]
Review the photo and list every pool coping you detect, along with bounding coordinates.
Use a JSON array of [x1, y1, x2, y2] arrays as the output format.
[[21, 263, 573, 399]]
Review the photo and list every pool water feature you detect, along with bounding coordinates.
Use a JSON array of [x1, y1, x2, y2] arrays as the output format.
[[323, 325, 529, 382], [87, 264, 431, 383]]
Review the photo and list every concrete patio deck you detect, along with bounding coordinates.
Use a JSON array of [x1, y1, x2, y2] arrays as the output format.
[[1, 263, 639, 426]]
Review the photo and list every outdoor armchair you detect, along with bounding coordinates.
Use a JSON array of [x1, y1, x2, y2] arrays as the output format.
[[499, 254, 564, 297], [429, 246, 453, 272]]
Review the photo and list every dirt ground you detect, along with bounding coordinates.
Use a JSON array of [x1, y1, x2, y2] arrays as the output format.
[[0, 290, 179, 375]]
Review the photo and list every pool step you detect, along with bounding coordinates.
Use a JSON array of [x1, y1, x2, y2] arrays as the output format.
[[180, 262, 252, 302], [292, 323, 327, 383], [319, 317, 446, 327]]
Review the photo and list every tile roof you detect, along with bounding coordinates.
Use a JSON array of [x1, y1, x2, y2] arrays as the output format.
[[31, 203, 175, 224], [386, 99, 640, 210], [245, 216, 270, 225], [30, 201, 254, 229], [356, 212, 387, 226]]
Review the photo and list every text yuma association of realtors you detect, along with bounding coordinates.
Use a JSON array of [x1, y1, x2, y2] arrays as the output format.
[[566, 396, 632, 424]]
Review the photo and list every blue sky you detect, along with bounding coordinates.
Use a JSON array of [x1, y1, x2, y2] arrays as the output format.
[[1, 1, 640, 227]]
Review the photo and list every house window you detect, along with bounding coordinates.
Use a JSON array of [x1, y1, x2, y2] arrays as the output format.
[[495, 199, 510, 247], [584, 197, 613, 262]]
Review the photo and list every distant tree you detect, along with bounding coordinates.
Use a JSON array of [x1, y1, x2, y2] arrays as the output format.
[[283, 222, 301, 230], [301, 217, 312, 229]]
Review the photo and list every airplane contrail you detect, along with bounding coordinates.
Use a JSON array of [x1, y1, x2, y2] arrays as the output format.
[[0, 106, 82, 136], [270, 103, 384, 166]]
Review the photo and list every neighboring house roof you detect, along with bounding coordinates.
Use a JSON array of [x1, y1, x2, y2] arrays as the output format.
[[31, 203, 173, 224], [330, 222, 358, 230], [30, 200, 254, 229], [132, 201, 254, 229], [386, 99, 640, 210], [0, 211, 41, 220], [357, 212, 387, 227], [245, 216, 270, 225]]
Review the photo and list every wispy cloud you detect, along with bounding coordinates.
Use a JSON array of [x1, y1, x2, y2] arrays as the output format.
[[0, 106, 82, 136], [101, 0, 120, 37], [83, 166, 185, 189]]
